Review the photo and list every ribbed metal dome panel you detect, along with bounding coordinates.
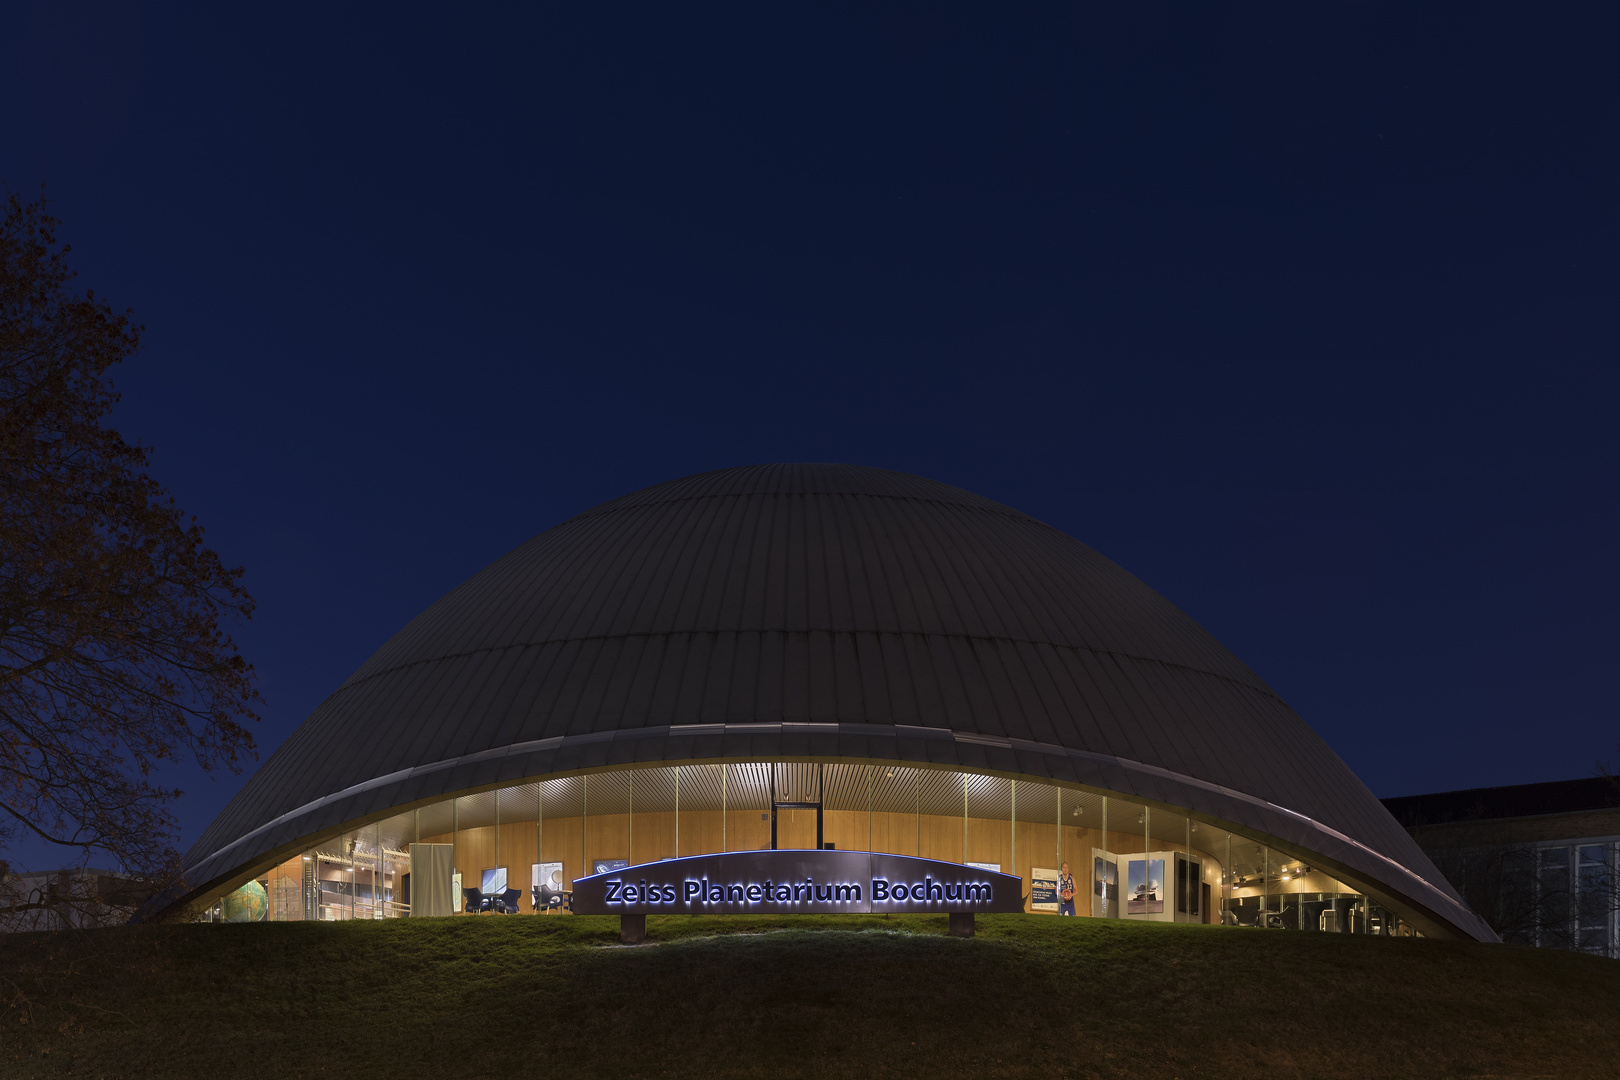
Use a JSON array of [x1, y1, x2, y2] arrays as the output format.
[[176, 464, 1492, 939]]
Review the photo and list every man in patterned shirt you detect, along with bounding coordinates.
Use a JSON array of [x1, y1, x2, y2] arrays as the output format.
[[1057, 861, 1076, 916]]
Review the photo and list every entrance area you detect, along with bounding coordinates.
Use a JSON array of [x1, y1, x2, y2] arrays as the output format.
[[771, 763, 825, 849]]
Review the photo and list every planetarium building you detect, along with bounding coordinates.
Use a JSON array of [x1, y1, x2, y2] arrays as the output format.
[[173, 464, 1494, 941]]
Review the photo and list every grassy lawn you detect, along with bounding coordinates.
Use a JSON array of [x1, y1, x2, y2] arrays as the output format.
[[3, 913, 1617, 1078]]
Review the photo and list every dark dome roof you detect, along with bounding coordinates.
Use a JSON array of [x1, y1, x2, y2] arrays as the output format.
[[179, 464, 1491, 939]]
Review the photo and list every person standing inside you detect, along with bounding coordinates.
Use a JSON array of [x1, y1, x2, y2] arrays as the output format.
[[1058, 861, 1076, 916]]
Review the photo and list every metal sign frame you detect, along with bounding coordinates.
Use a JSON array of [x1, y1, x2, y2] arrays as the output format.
[[572, 849, 1024, 915]]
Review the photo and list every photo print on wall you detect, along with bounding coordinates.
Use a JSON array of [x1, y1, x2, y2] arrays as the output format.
[[1030, 867, 1059, 912], [1094, 857, 1117, 899], [1128, 859, 1165, 914]]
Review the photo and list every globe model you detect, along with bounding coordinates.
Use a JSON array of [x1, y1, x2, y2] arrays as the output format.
[[222, 879, 268, 923]]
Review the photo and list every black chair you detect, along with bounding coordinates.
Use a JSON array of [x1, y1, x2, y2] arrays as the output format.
[[497, 887, 522, 914], [462, 887, 488, 913]]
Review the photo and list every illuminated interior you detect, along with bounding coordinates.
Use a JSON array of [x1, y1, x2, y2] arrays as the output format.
[[217, 761, 1418, 936]]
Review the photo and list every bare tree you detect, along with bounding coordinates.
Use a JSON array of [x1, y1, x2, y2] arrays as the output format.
[[0, 188, 259, 921], [1426, 826, 1619, 954]]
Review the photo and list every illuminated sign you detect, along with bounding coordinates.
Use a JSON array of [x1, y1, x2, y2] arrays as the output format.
[[572, 849, 1024, 915]]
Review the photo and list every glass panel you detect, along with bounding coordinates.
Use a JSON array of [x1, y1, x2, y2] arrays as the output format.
[[1016, 782, 1059, 912], [1060, 788, 1105, 871], [1107, 801, 1149, 857], [358, 826, 381, 919], [1226, 837, 1266, 927], [454, 792, 497, 913], [265, 848, 308, 922], [492, 784, 538, 911], [724, 764, 771, 851], [373, 807, 416, 918], [584, 771, 631, 873], [673, 765, 723, 857], [1060, 789, 1111, 917], [869, 766, 925, 856], [917, 769, 963, 864], [772, 763, 824, 850], [538, 775, 584, 896], [963, 774, 1010, 871], [310, 833, 352, 920], [823, 764, 873, 852], [417, 799, 454, 844], [772, 762, 822, 804], [629, 767, 678, 864]]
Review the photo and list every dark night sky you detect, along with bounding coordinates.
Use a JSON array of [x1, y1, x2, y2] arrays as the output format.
[[2, 1, 1616, 866]]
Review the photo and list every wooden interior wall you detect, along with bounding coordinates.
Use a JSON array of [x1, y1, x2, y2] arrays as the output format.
[[965, 812, 1009, 869], [869, 809, 919, 856], [776, 807, 819, 848], [918, 812, 963, 864], [499, 822, 538, 904], [537, 819, 582, 896], [731, 808, 771, 851], [454, 826, 497, 897], [676, 809, 723, 856], [630, 810, 678, 863], [824, 808, 866, 852], [585, 812, 630, 869]]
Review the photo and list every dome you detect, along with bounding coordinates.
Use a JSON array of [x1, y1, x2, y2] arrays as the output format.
[[173, 463, 1492, 939]]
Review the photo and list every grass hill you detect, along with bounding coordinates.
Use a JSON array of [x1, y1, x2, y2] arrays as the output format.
[[4, 913, 1619, 1078]]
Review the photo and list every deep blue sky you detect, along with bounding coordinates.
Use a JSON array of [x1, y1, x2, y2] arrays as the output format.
[[3, 1, 1616, 864]]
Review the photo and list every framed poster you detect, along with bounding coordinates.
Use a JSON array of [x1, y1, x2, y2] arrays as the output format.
[[593, 858, 629, 875], [967, 861, 1002, 873], [1093, 856, 1117, 898], [1093, 854, 1118, 918], [1030, 867, 1059, 912], [1127, 858, 1164, 914], [533, 861, 564, 892], [451, 871, 463, 912]]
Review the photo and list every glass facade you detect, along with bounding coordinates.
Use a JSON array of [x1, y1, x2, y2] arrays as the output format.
[[219, 762, 1418, 936]]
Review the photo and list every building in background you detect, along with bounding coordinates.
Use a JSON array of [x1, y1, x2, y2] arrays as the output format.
[[1, 868, 159, 932], [155, 464, 1494, 941], [1383, 778, 1620, 956]]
